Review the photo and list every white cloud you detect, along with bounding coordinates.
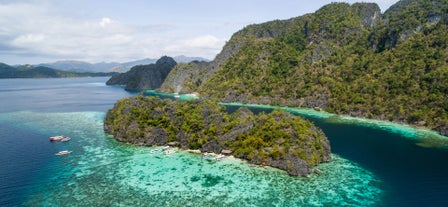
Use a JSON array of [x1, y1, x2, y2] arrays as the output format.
[[186, 35, 222, 49], [99, 17, 112, 28], [1, 1, 400, 64], [163, 35, 225, 59], [13, 34, 46, 44], [0, 2, 223, 64]]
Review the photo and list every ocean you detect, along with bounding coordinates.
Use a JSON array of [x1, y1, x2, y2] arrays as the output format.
[[0, 77, 447, 206]]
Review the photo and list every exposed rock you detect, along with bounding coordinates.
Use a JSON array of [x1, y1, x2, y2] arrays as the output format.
[[437, 126, 448, 137], [352, 3, 381, 28], [106, 56, 176, 90], [158, 61, 208, 94], [200, 140, 222, 154], [157, 1, 448, 137], [221, 149, 233, 155], [104, 96, 331, 177], [167, 141, 180, 147]]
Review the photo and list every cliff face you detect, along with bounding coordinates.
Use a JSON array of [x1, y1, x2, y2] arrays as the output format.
[[158, 61, 209, 94], [159, 1, 448, 137], [104, 96, 331, 176], [158, 33, 248, 94], [106, 56, 176, 90]]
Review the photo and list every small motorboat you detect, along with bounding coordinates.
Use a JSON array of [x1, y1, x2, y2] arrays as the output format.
[[60, 137, 71, 142], [201, 152, 213, 159], [55, 150, 72, 156], [163, 149, 176, 155], [215, 154, 226, 161], [49, 135, 70, 142], [149, 148, 161, 154]]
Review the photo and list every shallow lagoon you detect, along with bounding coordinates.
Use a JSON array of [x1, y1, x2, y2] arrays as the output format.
[[1, 78, 447, 206], [3, 111, 382, 206]]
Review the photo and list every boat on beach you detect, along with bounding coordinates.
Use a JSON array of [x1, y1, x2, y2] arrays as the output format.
[[149, 148, 162, 154], [201, 152, 226, 161], [55, 150, 72, 156], [215, 154, 226, 161], [163, 149, 176, 155]]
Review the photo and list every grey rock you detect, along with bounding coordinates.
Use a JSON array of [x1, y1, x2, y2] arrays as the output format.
[[106, 56, 176, 90]]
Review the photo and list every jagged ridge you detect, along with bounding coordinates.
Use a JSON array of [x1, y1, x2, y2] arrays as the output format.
[[160, 1, 448, 136]]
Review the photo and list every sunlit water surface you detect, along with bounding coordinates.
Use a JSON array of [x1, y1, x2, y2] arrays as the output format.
[[0, 78, 447, 206]]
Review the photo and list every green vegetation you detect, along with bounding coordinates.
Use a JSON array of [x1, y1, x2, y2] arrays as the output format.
[[0, 62, 117, 78], [106, 56, 177, 90], [197, 1, 448, 136], [104, 96, 331, 176]]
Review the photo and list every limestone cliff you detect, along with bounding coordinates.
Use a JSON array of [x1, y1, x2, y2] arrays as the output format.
[[159, 1, 448, 137], [106, 56, 176, 90]]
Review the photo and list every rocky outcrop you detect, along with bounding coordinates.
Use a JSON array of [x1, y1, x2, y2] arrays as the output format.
[[104, 96, 331, 176], [106, 56, 176, 90], [158, 23, 257, 94], [437, 126, 448, 137], [156, 1, 448, 137], [158, 61, 209, 94], [372, 0, 448, 51]]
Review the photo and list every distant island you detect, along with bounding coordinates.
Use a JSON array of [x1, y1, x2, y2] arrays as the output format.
[[105, 56, 177, 90], [38, 55, 209, 73], [104, 96, 331, 176], [0, 62, 117, 78]]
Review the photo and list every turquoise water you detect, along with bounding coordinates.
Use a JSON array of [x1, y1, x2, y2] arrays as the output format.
[[142, 93, 448, 148], [222, 103, 448, 149], [2, 78, 448, 206], [3, 111, 382, 206]]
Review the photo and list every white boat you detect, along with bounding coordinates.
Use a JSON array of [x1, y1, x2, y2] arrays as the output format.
[[163, 149, 176, 155], [49, 135, 70, 142], [215, 154, 226, 161], [201, 152, 213, 159], [55, 150, 72, 156], [60, 137, 71, 142], [149, 148, 161, 154]]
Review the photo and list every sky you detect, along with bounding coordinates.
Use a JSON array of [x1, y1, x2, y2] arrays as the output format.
[[0, 0, 399, 65]]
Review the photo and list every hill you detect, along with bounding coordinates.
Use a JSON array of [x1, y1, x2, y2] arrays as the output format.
[[104, 96, 331, 176], [159, 0, 448, 136], [106, 56, 177, 90], [38, 56, 208, 73], [0, 63, 117, 78]]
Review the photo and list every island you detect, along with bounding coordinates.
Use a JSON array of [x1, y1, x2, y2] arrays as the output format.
[[106, 56, 177, 90], [0, 63, 117, 78], [104, 96, 331, 176]]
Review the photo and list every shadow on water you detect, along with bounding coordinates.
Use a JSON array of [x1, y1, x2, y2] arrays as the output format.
[[225, 104, 448, 207]]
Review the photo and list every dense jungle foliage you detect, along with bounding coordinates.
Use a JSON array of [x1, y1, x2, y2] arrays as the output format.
[[198, 1, 448, 135], [104, 96, 331, 176]]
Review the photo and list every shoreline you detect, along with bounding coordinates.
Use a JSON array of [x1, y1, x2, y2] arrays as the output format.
[[140, 89, 448, 144], [138, 90, 448, 148], [223, 102, 448, 148]]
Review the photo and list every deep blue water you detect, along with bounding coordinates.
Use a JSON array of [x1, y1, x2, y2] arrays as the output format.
[[0, 77, 447, 206], [313, 119, 448, 206], [225, 105, 448, 206], [0, 77, 133, 206]]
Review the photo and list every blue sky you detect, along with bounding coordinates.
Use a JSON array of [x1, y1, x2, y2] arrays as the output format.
[[0, 0, 399, 65]]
